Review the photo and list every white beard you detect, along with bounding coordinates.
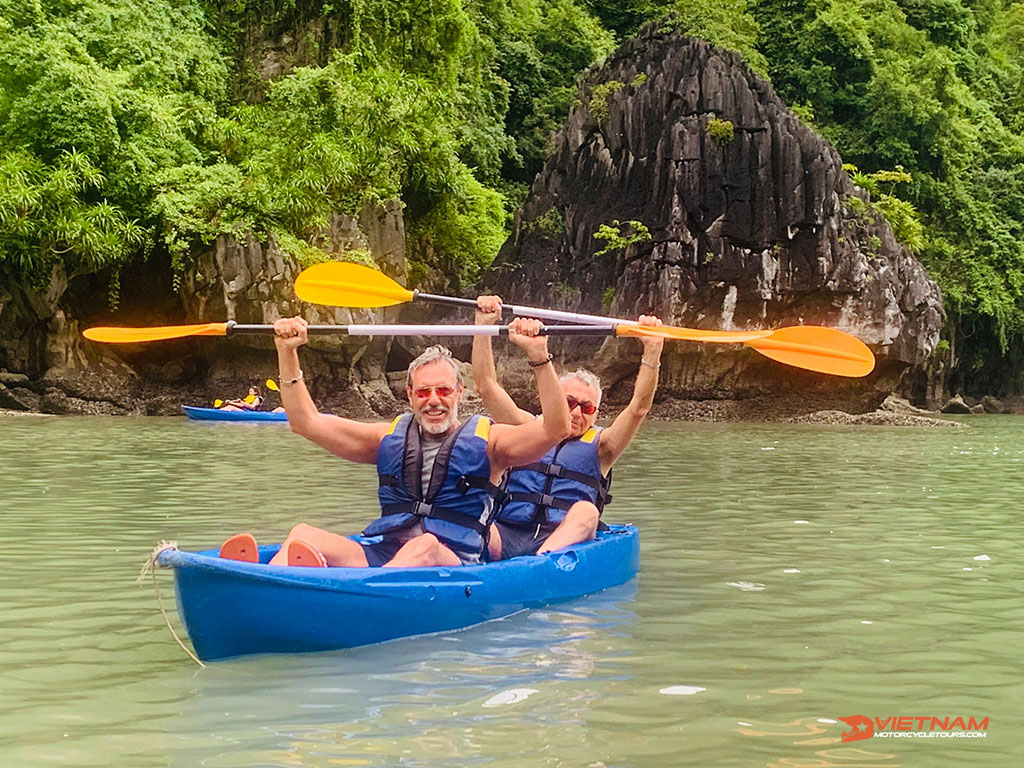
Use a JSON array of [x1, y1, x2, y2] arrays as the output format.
[[417, 403, 458, 435]]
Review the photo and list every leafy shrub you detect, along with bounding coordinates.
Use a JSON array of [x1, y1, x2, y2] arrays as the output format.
[[707, 117, 735, 145], [593, 219, 651, 256]]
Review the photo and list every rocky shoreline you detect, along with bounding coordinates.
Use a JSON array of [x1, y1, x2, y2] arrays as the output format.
[[646, 395, 969, 426], [2, 365, 990, 427]]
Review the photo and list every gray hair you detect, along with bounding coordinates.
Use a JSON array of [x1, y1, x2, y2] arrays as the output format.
[[560, 368, 602, 408], [407, 345, 464, 388]]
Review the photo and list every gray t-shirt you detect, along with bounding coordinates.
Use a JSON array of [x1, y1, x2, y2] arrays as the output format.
[[420, 430, 447, 496], [398, 424, 483, 565]]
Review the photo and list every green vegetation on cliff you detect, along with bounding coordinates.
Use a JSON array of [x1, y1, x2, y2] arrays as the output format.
[[751, 0, 1024, 357], [2, 0, 1024, 368], [0, 0, 227, 284], [0, 0, 612, 289]]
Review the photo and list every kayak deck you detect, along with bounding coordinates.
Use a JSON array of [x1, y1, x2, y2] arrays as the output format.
[[156, 524, 639, 660], [181, 405, 288, 422]]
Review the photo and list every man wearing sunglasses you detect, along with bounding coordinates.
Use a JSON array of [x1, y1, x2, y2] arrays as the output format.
[[217, 314, 571, 568], [473, 296, 664, 560]]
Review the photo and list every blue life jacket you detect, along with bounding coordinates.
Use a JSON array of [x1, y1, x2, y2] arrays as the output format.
[[497, 426, 611, 527], [364, 413, 503, 556]]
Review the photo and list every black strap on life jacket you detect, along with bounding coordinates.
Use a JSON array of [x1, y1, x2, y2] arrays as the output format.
[[504, 491, 575, 512], [382, 416, 468, 502], [513, 439, 612, 525], [456, 474, 506, 504], [377, 417, 503, 532], [378, 501, 489, 535], [518, 461, 606, 493], [380, 472, 504, 502], [423, 420, 469, 501]]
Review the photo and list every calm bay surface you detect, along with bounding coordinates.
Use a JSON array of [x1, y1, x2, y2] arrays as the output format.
[[1, 413, 1021, 767]]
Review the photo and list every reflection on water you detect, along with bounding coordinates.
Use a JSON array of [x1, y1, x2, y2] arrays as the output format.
[[165, 585, 636, 768], [1, 415, 1021, 766]]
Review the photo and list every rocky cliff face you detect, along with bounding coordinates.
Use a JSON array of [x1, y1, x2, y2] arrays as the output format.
[[0, 203, 408, 415], [1, 24, 948, 418], [485, 27, 943, 409], [0, 266, 141, 414]]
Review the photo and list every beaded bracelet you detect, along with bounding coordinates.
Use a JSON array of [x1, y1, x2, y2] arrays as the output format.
[[528, 353, 554, 368], [640, 360, 661, 370], [281, 370, 304, 386]]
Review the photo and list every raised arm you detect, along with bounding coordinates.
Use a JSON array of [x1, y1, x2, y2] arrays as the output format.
[[274, 316, 390, 464], [472, 295, 534, 425], [598, 314, 665, 473], [488, 318, 571, 471]]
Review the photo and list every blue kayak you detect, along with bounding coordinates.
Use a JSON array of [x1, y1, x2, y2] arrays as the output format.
[[181, 405, 288, 422], [156, 524, 639, 661]]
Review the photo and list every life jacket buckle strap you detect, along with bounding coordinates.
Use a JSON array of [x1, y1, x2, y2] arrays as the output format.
[[457, 474, 505, 500]]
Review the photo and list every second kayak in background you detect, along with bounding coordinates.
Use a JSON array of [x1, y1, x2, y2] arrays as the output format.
[[181, 405, 288, 422]]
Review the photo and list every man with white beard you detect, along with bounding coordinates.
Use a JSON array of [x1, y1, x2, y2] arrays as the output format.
[[217, 314, 570, 568]]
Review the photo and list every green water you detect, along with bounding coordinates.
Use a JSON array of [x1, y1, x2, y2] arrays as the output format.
[[1, 414, 1021, 767]]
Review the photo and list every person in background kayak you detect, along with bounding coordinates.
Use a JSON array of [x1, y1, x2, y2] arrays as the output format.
[[218, 315, 570, 568], [219, 385, 264, 411], [473, 295, 664, 560]]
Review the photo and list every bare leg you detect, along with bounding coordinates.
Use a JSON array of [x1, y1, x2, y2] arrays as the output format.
[[268, 522, 370, 567], [384, 533, 462, 568], [487, 526, 503, 561], [537, 501, 600, 553]]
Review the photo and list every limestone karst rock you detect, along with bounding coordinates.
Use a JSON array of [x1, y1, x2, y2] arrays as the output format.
[[485, 27, 943, 405]]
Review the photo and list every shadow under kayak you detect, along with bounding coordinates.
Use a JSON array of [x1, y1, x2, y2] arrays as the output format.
[[156, 524, 640, 661], [181, 405, 288, 422]]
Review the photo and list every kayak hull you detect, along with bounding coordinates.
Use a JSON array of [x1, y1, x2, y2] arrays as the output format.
[[156, 524, 639, 660], [181, 405, 288, 422]]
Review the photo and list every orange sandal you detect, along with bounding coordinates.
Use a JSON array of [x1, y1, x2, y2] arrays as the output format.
[[219, 532, 259, 562], [286, 539, 327, 568]]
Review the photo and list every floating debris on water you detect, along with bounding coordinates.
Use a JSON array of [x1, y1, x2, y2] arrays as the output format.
[[660, 685, 706, 696], [483, 688, 539, 707], [727, 581, 766, 592]]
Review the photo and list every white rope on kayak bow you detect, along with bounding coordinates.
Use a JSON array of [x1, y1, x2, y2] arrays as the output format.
[[138, 540, 205, 669]]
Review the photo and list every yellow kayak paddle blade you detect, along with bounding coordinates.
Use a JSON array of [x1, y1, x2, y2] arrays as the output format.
[[83, 322, 231, 343], [747, 326, 875, 377], [294, 262, 414, 308], [620, 323, 874, 377]]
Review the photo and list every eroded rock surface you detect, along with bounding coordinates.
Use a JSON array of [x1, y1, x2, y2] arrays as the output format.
[[485, 26, 943, 407]]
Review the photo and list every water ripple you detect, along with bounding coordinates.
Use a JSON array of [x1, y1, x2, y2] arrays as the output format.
[[1, 415, 1021, 766]]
